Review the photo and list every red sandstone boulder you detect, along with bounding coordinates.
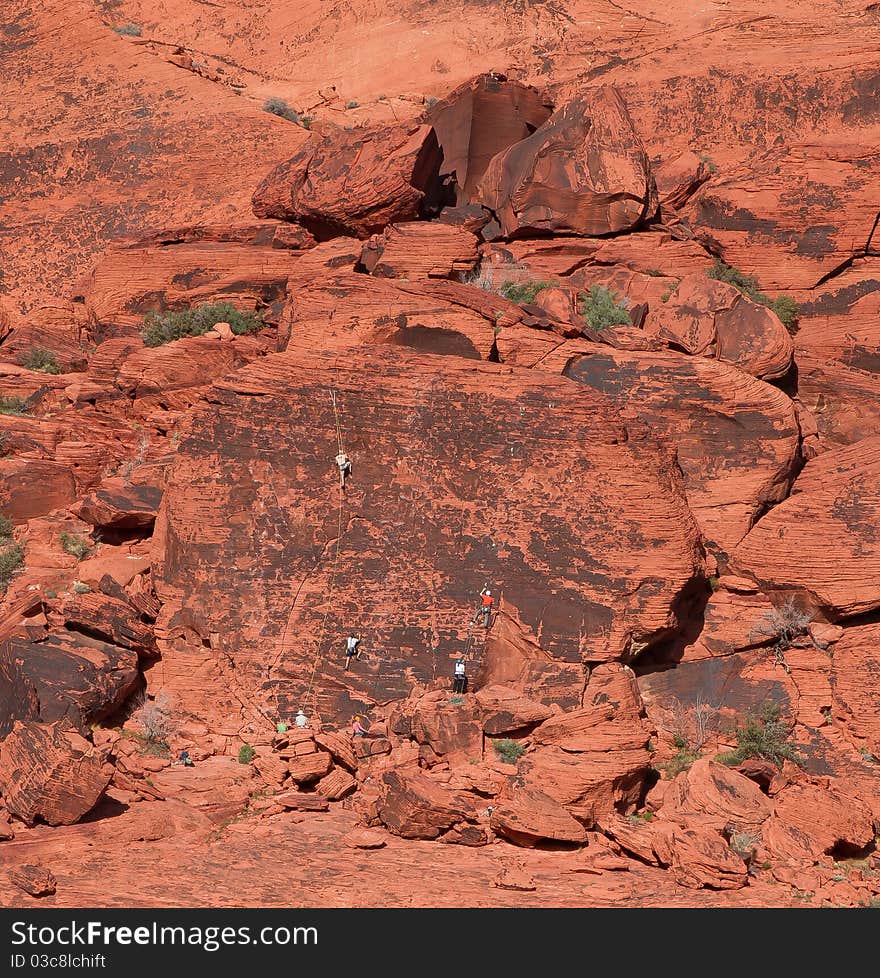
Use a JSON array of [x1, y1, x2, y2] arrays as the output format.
[[653, 822, 748, 890], [659, 759, 773, 834], [314, 731, 358, 772], [73, 481, 162, 532], [522, 691, 653, 825], [424, 73, 553, 204], [10, 864, 57, 898], [762, 783, 875, 864], [474, 684, 552, 735], [0, 720, 111, 826], [343, 827, 387, 849], [253, 123, 443, 238], [286, 749, 333, 785], [646, 274, 793, 380], [477, 87, 657, 238], [490, 786, 587, 847], [376, 769, 480, 841], [0, 632, 139, 730], [316, 767, 357, 801], [410, 693, 483, 761]]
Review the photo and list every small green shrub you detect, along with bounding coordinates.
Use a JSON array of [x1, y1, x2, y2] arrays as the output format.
[[498, 280, 556, 305], [708, 575, 720, 593], [708, 261, 799, 334], [21, 347, 60, 374], [660, 292, 671, 303], [60, 531, 91, 561], [730, 830, 760, 860], [663, 733, 702, 778], [263, 98, 310, 127], [0, 543, 24, 592], [697, 153, 718, 175], [113, 22, 142, 36], [645, 269, 665, 278], [718, 702, 802, 768], [72, 581, 91, 595], [0, 396, 28, 415], [238, 743, 256, 764], [579, 285, 631, 332], [0, 514, 12, 540], [142, 302, 264, 347], [345, 100, 359, 109], [492, 739, 526, 764], [449, 696, 464, 706]]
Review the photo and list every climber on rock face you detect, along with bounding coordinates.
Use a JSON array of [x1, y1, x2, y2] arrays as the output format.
[[335, 451, 352, 488], [472, 586, 493, 628], [344, 634, 361, 670]]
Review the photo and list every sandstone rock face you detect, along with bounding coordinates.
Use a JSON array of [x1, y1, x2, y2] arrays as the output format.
[[10, 864, 57, 898], [0, 721, 111, 826], [654, 823, 748, 890], [1, 0, 305, 311], [730, 445, 880, 618], [154, 346, 703, 725], [477, 87, 658, 238], [359, 223, 479, 280], [546, 343, 800, 556], [659, 760, 773, 834], [830, 622, 880, 755], [424, 73, 553, 204], [253, 124, 443, 238], [79, 224, 313, 335]]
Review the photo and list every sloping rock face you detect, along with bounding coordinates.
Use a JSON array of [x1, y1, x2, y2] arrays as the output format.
[[543, 343, 801, 557], [0, 721, 111, 826], [730, 445, 880, 618], [423, 73, 553, 204], [490, 786, 587, 847], [0, 0, 305, 312], [154, 346, 704, 723], [253, 124, 443, 238], [477, 87, 658, 238]]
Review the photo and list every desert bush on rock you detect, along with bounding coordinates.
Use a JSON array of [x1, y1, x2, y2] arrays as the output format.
[[0, 395, 28, 415], [0, 514, 12, 540], [579, 285, 631, 331], [141, 302, 264, 347], [21, 347, 60, 374], [492, 739, 525, 764], [0, 542, 24, 593], [497, 280, 556, 305], [662, 733, 703, 778], [113, 23, 142, 36], [60, 531, 91, 561], [263, 98, 311, 128], [708, 261, 799, 334], [238, 743, 256, 764], [665, 694, 720, 752], [718, 701, 802, 768], [133, 692, 174, 746]]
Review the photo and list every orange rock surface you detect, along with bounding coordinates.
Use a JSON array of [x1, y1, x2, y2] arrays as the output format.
[[1, 0, 880, 910]]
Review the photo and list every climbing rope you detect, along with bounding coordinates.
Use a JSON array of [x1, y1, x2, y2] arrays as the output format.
[[300, 388, 348, 718]]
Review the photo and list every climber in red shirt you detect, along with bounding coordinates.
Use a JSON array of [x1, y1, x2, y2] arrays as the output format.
[[472, 586, 494, 628]]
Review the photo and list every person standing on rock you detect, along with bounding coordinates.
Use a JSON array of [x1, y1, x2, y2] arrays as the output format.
[[472, 586, 494, 628], [295, 709, 309, 729], [453, 658, 467, 694], [335, 450, 352, 489], [351, 715, 367, 737], [344, 634, 361, 670]]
